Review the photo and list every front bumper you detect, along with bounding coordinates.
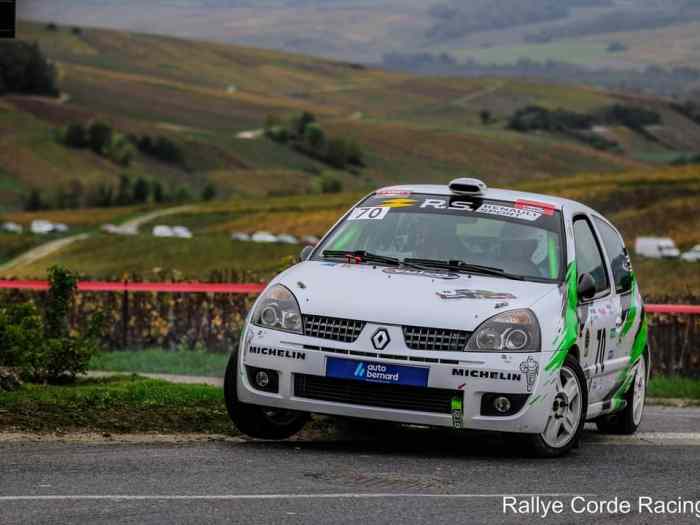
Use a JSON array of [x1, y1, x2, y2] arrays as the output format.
[[237, 323, 555, 434]]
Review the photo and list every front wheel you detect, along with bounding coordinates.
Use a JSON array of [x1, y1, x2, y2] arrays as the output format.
[[224, 349, 309, 439], [596, 353, 647, 435], [518, 355, 587, 458]]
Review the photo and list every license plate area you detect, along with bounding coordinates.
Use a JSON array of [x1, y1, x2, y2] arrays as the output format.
[[325, 357, 429, 387]]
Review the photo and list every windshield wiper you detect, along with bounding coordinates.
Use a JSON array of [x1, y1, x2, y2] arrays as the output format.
[[322, 250, 425, 270], [404, 258, 525, 281]]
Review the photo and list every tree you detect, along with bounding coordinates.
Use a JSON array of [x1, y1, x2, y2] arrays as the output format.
[[105, 134, 134, 167], [63, 122, 87, 148], [0, 41, 58, 96], [87, 121, 113, 155], [479, 109, 492, 125], [312, 172, 343, 194], [174, 187, 193, 203], [325, 138, 349, 169], [24, 189, 45, 211], [346, 140, 364, 167], [72, 27, 82, 35], [152, 181, 165, 203], [88, 184, 113, 207], [201, 183, 217, 202], [293, 111, 316, 137], [132, 177, 150, 204], [304, 123, 326, 151], [46, 23, 58, 31], [115, 175, 132, 206]]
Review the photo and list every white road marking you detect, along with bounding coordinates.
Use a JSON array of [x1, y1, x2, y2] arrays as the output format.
[[586, 432, 700, 445], [0, 493, 593, 502]]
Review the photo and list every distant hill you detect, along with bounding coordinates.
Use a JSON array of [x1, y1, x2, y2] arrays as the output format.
[[1, 21, 700, 212], [17, 0, 700, 71]]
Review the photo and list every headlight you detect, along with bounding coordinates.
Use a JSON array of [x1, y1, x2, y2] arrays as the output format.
[[252, 284, 303, 334], [466, 309, 540, 352]]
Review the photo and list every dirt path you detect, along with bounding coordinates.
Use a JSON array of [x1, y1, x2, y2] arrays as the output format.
[[0, 233, 90, 273], [0, 206, 196, 274], [119, 205, 196, 231]]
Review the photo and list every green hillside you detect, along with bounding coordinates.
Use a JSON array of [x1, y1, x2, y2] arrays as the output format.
[[4, 21, 699, 212]]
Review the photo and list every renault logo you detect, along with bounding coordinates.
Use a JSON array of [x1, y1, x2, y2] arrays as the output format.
[[371, 328, 390, 350]]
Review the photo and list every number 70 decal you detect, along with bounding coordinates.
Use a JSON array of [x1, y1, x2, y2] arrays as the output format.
[[348, 206, 390, 221]]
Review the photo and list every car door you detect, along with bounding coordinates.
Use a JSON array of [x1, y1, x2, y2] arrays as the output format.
[[572, 215, 617, 407], [592, 216, 637, 399]]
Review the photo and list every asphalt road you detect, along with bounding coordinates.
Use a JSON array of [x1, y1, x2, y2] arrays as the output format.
[[2, 407, 700, 524]]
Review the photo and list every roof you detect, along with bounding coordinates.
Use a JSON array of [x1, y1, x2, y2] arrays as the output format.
[[375, 184, 595, 215]]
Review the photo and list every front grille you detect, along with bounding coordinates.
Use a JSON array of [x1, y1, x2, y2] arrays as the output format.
[[294, 374, 458, 414], [402, 325, 471, 352], [303, 315, 365, 343]]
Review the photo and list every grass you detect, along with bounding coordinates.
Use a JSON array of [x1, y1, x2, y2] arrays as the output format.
[[0, 234, 300, 279], [648, 376, 700, 400], [0, 375, 236, 434], [89, 350, 228, 377], [0, 234, 46, 265]]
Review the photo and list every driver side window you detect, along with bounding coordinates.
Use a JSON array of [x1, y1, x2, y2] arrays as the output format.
[[573, 217, 610, 298]]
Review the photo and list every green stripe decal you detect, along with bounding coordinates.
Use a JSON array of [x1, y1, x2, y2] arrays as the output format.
[[545, 262, 578, 372], [620, 275, 639, 339], [610, 311, 648, 410]]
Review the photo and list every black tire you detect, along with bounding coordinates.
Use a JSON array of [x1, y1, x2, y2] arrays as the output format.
[[518, 355, 588, 458], [596, 353, 647, 435], [224, 349, 309, 439]]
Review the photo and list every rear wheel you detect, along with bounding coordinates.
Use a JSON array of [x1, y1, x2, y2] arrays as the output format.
[[224, 349, 309, 439], [596, 354, 647, 435], [519, 356, 587, 458]]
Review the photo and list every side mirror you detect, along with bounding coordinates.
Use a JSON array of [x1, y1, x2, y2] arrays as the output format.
[[299, 245, 314, 261], [577, 273, 596, 301]]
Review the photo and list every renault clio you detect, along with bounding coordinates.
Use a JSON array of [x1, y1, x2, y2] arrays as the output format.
[[224, 179, 649, 457]]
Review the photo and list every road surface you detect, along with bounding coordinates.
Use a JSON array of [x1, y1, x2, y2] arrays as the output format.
[[1, 406, 700, 524]]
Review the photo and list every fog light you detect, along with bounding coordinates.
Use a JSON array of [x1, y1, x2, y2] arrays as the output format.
[[255, 370, 270, 388], [493, 396, 512, 414]]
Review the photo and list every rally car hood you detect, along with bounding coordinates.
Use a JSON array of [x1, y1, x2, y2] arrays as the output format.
[[274, 261, 559, 331]]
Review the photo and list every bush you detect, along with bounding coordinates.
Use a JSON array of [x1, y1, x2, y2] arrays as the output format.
[[24, 188, 46, 211], [0, 303, 44, 371], [0, 266, 102, 381], [508, 105, 594, 132], [312, 172, 343, 194], [43, 266, 102, 381], [105, 133, 134, 167], [132, 177, 150, 204], [325, 138, 349, 169], [266, 125, 289, 143], [63, 122, 87, 148], [201, 183, 217, 202], [87, 121, 113, 155], [304, 123, 326, 151]]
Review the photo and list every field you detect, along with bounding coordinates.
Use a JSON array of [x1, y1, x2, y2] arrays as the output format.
[[2, 21, 698, 213], [1, 165, 697, 297]]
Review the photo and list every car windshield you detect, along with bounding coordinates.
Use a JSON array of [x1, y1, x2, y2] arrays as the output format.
[[314, 193, 565, 282]]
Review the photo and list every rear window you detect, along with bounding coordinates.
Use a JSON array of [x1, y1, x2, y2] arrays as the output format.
[[315, 193, 565, 282]]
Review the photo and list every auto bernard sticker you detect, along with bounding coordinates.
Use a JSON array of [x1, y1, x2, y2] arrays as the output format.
[[348, 206, 390, 221], [437, 289, 517, 300]]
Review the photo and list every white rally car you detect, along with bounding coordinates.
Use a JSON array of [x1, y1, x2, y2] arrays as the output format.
[[225, 179, 649, 457]]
